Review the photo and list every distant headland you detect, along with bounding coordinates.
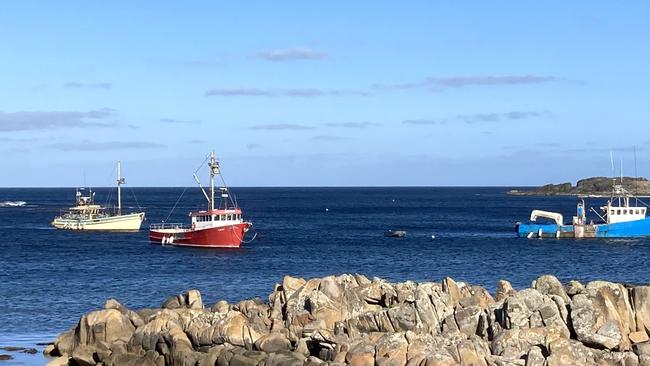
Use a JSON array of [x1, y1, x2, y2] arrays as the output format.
[[508, 176, 650, 196]]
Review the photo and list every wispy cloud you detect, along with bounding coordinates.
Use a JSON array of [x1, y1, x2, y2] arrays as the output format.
[[457, 113, 500, 123], [402, 119, 441, 125], [205, 88, 272, 97], [402, 119, 444, 125], [0, 108, 115, 132], [403, 110, 548, 126], [312, 135, 346, 141], [205, 87, 367, 97], [49, 140, 165, 151], [246, 143, 261, 150], [375, 75, 556, 90], [325, 122, 382, 128], [256, 47, 326, 62], [64, 82, 112, 89], [249, 124, 314, 131], [160, 118, 202, 125], [188, 139, 208, 144]]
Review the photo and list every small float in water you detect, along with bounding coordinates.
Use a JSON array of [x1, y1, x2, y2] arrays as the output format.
[[384, 229, 407, 238], [516, 181, 650, 238]]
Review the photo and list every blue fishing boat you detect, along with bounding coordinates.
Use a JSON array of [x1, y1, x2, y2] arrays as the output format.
[[516, 182, 650, 238]]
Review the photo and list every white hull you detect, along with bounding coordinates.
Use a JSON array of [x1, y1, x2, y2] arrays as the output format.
[[52, 212, 145, 231]]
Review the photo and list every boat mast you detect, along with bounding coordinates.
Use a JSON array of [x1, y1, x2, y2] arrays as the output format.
[[117, 161, 125, 215], [208, 151, 219, 211]]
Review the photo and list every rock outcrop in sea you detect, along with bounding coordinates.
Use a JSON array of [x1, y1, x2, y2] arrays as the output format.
[[45, 274, 650, 366], [507, 177, 650, 196]]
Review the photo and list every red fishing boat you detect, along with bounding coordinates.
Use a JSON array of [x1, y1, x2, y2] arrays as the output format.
[[149, 151, 252, 248]]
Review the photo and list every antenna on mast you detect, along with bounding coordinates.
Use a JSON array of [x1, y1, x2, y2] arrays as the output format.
[[620, 158, 623, 184], [610, 151, 615, 177], [116, 161, 125, 215]]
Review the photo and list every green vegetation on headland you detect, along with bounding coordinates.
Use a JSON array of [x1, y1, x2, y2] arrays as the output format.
[[44, 274, 650, 366], [508, 177, 650, 196]]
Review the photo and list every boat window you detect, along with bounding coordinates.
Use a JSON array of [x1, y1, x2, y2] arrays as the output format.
[[623, 209, 627, 214], [617, 210, 621, 214], [643, 209, 646, 215], [610, 210, 614, 215], [220, 214, 226, 220], [636, 209, 640, 215], [227, 214, 232, 220]]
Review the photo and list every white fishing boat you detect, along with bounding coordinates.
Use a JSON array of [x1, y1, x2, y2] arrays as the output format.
[[52, 162, 145, 231]]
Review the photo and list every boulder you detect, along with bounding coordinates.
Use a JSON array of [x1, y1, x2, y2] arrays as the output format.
[[212, 300, 230, 314], [75, 309, 135, 347], [71, 344, 96, 366], [524, 346, 545, 366], [632, 286, 650, 334], [375, 333, 408, 366], [254, 333, 291, 353], [46, 356, 70, 366], [533, 275, 570, 303], [570, 282, 636, 350], [54, 329, 75, 356], [346, 340, 375, 366], [496, 280, 515, 302]]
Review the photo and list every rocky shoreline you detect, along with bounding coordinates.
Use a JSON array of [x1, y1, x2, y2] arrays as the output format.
[[44, 274, 650, 366], [507, 177, 650, 196]]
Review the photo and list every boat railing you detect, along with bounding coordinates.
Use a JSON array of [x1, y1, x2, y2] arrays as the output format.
[[150, 222, 191, 230]]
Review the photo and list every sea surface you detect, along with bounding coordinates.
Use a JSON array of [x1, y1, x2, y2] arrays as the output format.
[[1, 187, 650, 364]]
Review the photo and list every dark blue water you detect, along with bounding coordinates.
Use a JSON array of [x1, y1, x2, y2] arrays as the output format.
[[1, 187, 650, 360]]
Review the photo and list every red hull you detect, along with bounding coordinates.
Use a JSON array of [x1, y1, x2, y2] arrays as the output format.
[[149, 223, 251, 248]]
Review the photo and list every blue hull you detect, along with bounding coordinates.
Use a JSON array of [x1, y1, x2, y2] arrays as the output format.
[[516, 218, 650, 238]]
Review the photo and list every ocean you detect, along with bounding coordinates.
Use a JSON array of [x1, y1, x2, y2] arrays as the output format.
[[1, 187, 650, 364]]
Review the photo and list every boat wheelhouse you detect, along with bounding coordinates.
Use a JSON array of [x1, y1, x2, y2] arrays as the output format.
[[516, 182, 650, 238], [149, 151, 252, 248]]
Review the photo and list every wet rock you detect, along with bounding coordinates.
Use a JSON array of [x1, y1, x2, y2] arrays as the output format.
[[44, 344, 56, 356], [0, 354, 13, 361]]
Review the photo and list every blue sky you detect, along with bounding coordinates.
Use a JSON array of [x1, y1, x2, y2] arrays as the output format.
[[1, 1, 649, 186]]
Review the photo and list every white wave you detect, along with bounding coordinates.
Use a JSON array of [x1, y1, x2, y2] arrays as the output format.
[[0, 201, 27, 207]]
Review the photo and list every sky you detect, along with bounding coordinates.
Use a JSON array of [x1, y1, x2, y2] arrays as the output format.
[[1, 1, 649, 187]]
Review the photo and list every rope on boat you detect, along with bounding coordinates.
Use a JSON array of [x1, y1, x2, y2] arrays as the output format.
[[129, 187, 143, 211], [162, 154, 210, 223], [164, 186, 189, 223], [232, 224, 258, 244]]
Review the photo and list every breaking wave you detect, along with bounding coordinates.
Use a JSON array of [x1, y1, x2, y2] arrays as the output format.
[[0, 201, 27, 207]]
